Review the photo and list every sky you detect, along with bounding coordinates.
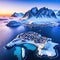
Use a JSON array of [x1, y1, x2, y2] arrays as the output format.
[[0, 0, 60, 16]]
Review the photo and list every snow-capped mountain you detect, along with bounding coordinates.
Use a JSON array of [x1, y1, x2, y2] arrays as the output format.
[[54, 10, 58, 14], [12, 12, 24, 17], [56, 11, 60, 16], [36, 7, 56, 18], [23, 7, 38, 18], [23, 7, 56, 18], [10, 7, 60, 26]]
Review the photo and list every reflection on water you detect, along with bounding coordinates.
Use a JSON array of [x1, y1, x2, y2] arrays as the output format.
[[0, 22, 25, 48], [0, 24, 17, 48]]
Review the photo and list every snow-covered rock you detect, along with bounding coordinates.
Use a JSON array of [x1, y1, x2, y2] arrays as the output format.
[[12, 12, 24, 17], [6, 21, 21, 27], [38, 41, 58, 57]]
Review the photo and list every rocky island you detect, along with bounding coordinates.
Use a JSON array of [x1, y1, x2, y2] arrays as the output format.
[[5, 31, 59, 59]]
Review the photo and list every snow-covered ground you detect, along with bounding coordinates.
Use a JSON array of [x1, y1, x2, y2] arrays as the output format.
[[5, 34, 59, 58], [38, 41, 58, 57], [19, 17, 60, 27]]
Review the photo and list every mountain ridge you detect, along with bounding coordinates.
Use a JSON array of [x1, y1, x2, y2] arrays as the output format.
[[12, 7, 57, 18]]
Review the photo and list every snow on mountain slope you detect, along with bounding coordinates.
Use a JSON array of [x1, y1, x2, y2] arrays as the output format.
[[56, 11, 60, 16], [12, 12, 24, 17], [23, 7, 56, 18], [20, 17, 58, 25]]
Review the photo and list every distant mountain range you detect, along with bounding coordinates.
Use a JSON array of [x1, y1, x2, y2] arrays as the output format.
[[24, 7, 56, 18], [12, 7, 60, 18], [12, 12, 24, 17]]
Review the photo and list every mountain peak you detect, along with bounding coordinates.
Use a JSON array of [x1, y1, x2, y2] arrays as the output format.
[[23, 7, 38, 18], [12, 7, 56, 18], [37, 7, 56, 18], [12, 12, 24, 17], [23, 7, 56, 18], [31, 7, 38, 14]]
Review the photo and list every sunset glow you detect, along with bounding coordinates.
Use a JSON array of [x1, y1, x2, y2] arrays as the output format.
[[0, 0, 60, 16]]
